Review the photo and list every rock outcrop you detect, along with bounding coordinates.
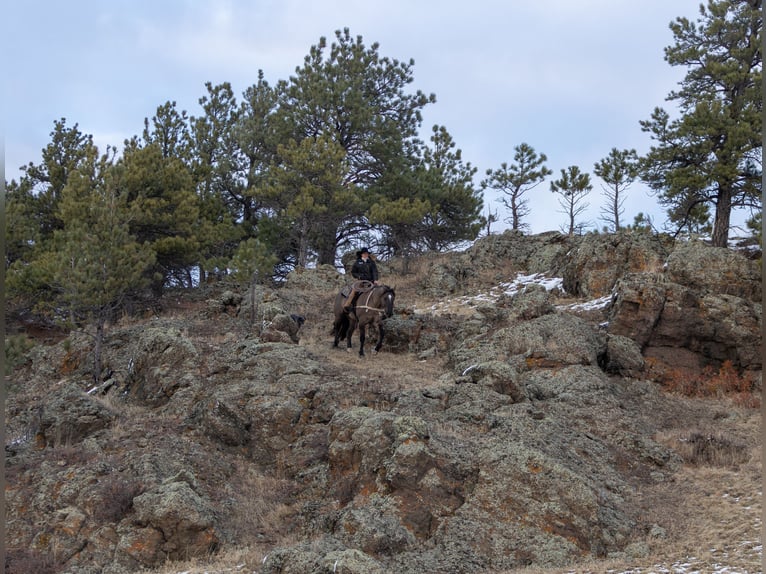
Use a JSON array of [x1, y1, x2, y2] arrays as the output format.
[[5, 231, 761, 574]]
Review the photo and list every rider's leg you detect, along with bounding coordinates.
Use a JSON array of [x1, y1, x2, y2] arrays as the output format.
[[343, 287, 357, 309]]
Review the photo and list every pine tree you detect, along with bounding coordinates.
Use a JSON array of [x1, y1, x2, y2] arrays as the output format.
[[413, 125, 483, 251], [117, 142, 201, 291], [481, 143, 552, 231], [20, 118, 94, 241], [550, 166, 593, 236], [639, 0, 762, 247], [51, 147, 155, 382], [593, 148, 639, 232], [264, 135, 355, 268], [274, 28, 435, 264]]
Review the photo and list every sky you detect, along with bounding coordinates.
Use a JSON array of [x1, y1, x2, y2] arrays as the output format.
[[5, 0, 728, 237]]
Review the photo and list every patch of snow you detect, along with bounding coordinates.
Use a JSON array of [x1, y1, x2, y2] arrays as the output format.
[[413, 272, 566, 315], [558, 295, 612, 312]]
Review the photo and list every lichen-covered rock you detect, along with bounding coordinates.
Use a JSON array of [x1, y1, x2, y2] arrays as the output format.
[[505, 282, 556, 320], [5, 232, 761, 574], [493, 313, 606, 368], [186, 396, 252, 446], [608, 273, 762, 371], [285, 264, 347, 292], [467, 229, 571, 273], [129, 475, 219, 561], [37, 381, 115, 446], [559, 231, 670, 298], [125, 327, 199, 407], [605, 273, 667, 348], [603, 334, 646, 377], [666, 240, 761, 301]]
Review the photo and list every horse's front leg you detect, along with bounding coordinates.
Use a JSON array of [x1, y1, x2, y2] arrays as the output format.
[[373, 322, 384, 353], [358, 324, 366, 357]]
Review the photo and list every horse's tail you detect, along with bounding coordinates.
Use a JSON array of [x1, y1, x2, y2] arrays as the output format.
[[336, 316, 349, 340], [332, 314, 349, 339]]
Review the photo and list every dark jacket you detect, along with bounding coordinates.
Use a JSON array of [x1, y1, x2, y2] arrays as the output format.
[[351, 257, 379, 282]]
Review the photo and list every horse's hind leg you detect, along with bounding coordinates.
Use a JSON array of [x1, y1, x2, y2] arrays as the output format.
[[346, 318, 356, 352], [358, 324, 366, 357]]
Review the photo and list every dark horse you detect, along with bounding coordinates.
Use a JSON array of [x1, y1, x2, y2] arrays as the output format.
[[333, 283, 396, 356]]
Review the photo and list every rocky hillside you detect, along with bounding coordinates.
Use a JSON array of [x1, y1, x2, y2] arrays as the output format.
[[5, 230, 762, 574]]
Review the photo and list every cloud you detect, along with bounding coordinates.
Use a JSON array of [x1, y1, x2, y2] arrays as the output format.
[[5, 0, 716, 234]]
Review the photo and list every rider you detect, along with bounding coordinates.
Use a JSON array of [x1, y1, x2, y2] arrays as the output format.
[[343, 247, 379, 311]]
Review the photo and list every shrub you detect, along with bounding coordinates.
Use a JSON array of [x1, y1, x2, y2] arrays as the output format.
[[4, 334, 34, 375], [92, 475, 143, 523], [649, 359, 760, 408], [676, 431, 750, 468]]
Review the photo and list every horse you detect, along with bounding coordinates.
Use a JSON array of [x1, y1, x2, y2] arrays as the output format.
[[332, 283, 396, 357]]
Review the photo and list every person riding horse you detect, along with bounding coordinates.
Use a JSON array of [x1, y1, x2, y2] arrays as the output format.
[[343, 247, 379, 311]]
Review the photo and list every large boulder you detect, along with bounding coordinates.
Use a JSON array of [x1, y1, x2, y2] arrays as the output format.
[[492, 313, 606, 369], [559, 231, 670, 298], [125, 327, 199, 407], [467, 229, 571, 273], [121, 473, 219, 567], [36, 382, 115, 447], [665, 240, 761, 301], [607, 256, 762, 372]]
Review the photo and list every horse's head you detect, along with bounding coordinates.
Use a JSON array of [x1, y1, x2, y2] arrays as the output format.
[[380, 285, 395, 318]]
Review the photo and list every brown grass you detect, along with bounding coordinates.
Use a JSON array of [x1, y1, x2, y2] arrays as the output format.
[[648, 359, 761, 409]]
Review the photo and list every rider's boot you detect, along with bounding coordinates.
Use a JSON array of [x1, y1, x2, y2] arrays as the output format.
[[342, 291, 355, 311]]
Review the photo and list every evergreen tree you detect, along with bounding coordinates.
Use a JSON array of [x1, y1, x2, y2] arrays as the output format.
[[117, 141, 201, 291], [188, 82, 247, 279], [5, 179, 39, 269], [20, 118, 94, 241], [142, 101, 193, 160], [639, 0, 762, 247], [40, 146, 154, 381], [234, 71, 281, 229], [593, 148, 639, 232], [481, 143, 552, 231], [264, 135, 357, 268], [274, 28, 435, 264], [550, 166, 593, 236], [413, 125, 483, 251], [369, 126, 483, 257]]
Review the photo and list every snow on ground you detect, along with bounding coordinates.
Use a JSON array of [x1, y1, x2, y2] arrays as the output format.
[[412, 272, 614, 316]]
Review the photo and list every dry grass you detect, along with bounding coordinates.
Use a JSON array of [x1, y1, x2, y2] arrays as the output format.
[[218, 459, 300, 543]]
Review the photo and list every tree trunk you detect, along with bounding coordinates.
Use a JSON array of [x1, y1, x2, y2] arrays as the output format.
[[298, 217, 309, 268], [568, 207, 575, 237], [511, 195, 521, 230], [316, 224, 338, 266], [711, 186, 733, 248], [93, 318, 105, 385]]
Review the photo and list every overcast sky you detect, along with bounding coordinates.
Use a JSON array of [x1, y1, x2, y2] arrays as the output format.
[[4, 0, 711, 235]]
